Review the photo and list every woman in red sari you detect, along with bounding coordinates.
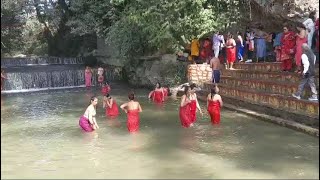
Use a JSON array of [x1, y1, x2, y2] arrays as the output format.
[[179, 86, 193, 128], [103, 94, 119, 118], [101, 81, 111, 95], [295, 23, 308, 73], [189, 83, 203, 124], [280, 25, 296, 71], [148, 82, 164, 103], [207, 85, 223, 125], [120, 92, 142, 133], [225, 34, 236, 70]]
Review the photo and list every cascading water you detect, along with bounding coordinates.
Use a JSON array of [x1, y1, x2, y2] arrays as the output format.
[[1, 57, 123, 93]]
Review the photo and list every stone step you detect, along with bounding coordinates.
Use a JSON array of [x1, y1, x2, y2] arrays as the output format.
[[219, 76, 318, 98], [232, 62, 319, 73], [232, 62, 282, 72], [203, 82, 319, 119], [197, 90, 319, 128], [221, 69, 319, 84]]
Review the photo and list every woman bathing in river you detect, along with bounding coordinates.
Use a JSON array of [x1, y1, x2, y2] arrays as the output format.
[[120, 92, 143, 133], [103, 93, 119, 118], [207, 85, 223, 125], [148, 82, 165, 103], [79, 96, 99, 132]]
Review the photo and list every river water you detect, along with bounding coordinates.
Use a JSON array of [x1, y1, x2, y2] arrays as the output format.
[[1, 83, 319, 179]]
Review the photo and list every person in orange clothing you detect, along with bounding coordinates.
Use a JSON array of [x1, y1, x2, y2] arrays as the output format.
[[191, 38, 200, 63]]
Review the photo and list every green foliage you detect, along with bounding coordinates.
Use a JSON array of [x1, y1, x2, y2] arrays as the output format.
[[68, 0, 247, 58], [1, 0, 26, 56]]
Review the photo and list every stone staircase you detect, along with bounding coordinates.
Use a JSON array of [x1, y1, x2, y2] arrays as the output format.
[[201, 62, 319, 128]]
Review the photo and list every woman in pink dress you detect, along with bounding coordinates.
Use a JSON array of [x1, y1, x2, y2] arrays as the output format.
[[207, 86, 223, 125], [103, 94, 119, 118], [295, 23, 308, 73], [85, 66, 92, 88], [1, 69, 8, 91], [120, 92, 143, 133], [79, 96, 99, 132], [179, 86, 193, 128], [280, 25, 296, 71], [225, 34, 236, 70]]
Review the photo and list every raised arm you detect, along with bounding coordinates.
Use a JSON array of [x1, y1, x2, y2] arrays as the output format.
[[107, 98, 113, 108], [180, 95, 189, 107], [120, 103, 128, 113]]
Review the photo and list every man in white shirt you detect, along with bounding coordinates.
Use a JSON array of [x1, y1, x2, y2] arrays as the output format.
[[303, 12, 316, 48], [292, 43, 318, 101]]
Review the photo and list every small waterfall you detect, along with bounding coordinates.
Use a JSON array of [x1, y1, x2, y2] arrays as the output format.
[[1, 57, 123, 93], [1, 57, 84, 67]]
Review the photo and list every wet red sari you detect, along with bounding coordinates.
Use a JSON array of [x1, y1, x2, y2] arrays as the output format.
[[207, 100, 221, 125], [106, 100, 119, 117], [127, 109, 140, 133]]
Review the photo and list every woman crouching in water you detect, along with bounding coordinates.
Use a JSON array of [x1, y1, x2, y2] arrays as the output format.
[[207, 85, 223, 125], [103, 93, 119, 118], [120, 92, 143, 133], [79, 96, 99, 132], [179, 86, 194, 128]]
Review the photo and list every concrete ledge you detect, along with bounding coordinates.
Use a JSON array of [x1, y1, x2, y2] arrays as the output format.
[[197, 93, 319, 137]]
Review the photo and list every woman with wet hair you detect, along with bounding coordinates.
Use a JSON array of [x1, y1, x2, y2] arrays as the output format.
[[207, 85, 223, 125], [79, 96, 99, 132], [148, 82, 165, 103], [103, 93, 119, 118], [120, 92, 143, 133], [179, 86, 193, 128]]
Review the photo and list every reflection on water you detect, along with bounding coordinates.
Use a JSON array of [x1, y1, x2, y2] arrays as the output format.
[[1, 84, 319, 179]]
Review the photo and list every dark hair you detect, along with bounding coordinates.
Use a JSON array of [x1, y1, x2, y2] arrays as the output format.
[[228, 34, 233, 39], [237, 31, 242, 36], [128, 92, 135, 100], [156, 82, 161, 88], [184, 86, 190, 95], [297, 23, 306, 30], [210, 86, 217, 99], [90, 96, 97, 101], [190, 83, 196, 90], [309, 11, 316, 19], [106, 81, 110, 85], [105, 93, 111, 99]]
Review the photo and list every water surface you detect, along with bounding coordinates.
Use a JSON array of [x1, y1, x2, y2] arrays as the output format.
[[1, 84, 319, 179]]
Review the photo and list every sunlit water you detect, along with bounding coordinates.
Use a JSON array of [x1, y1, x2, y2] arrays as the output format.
[[1, 84, 319, 179]]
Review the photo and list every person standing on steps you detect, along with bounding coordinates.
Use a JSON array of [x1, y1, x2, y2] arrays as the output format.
[[303, 11, 316, 48], [210, 57, 221, 86], [295, 23, 308, 73], [292, 43, 318, 101], [280, 24, 296, 72], [226, 33, 236, 70]]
